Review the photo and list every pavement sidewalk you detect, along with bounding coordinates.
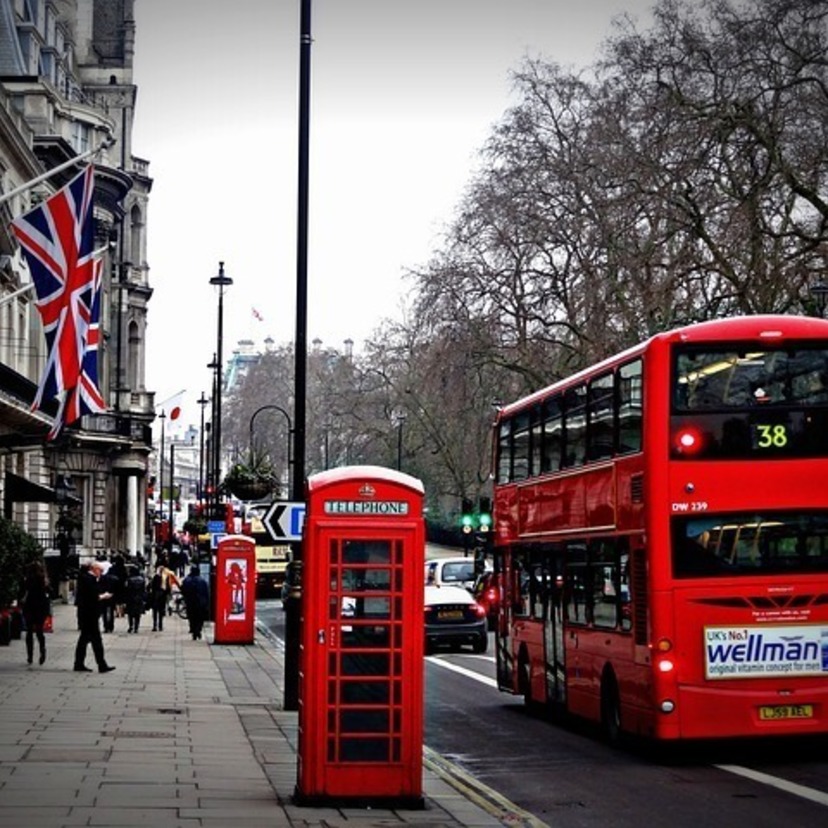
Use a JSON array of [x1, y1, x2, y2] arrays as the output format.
[[0, 599, 537, 828]]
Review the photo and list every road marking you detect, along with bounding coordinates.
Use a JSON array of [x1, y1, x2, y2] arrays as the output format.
[[429, 658, 828, 811], [424, 745, 550, 828], [715, 764, 828, 807], [427, 655, 498, 688]]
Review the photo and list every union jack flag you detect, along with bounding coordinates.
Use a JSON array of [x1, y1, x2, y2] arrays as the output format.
[[10, 165, 107, 439]]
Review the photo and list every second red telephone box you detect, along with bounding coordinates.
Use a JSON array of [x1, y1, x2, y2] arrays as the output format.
[[296, 465, 425, 807], [214, 534, 256, 644]]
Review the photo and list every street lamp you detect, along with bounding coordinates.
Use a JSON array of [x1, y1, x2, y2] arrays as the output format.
[[249, 404, 294, 494], [157, 410, 166, 562], [197, 392, 209, 507], [209, 262, 232, 515], [168, 442, 176, 556], [393, 410, 407, 471], [810, 282, 828, 317]]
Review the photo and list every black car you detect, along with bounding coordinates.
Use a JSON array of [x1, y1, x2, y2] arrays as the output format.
[[424, 585, 488, 654]]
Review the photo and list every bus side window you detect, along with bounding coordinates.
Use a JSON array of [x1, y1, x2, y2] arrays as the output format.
[[512, 559, 530, 617], [564, 543, 589, 625], [618, 360, 642, 454], [590, 539, 617, 630]]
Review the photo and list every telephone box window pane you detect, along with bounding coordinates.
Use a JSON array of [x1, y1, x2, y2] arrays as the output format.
[[328, 681, 337, 704], [343, 540, 391, 564], [340, 710, 389, 733], [341, 680, 390, 704], [329, 596, 338, 620], [328, 738, 335, 762], [342, 625, 391, 648], [342, 567, 391, 591], [393, 680, 401, 704], [327, 710, 336, 732], [394, 569, 403, 591], [342, 653, 389, 675], [392, 738, 401, 762], [393, 652, 402, 676], [329, 653, 337, 674], [393, 710, 401, 731], [330, 540, 338, 564], [339, 737, 389, 762]]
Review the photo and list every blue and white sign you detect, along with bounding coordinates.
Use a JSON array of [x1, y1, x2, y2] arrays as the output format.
[[210, 532, 227, 550], [263, 501, 305, 542], [705, 624, 827, 680], [207, 520, 225, 534]]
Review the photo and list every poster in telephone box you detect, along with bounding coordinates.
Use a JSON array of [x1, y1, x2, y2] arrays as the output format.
[[295, 465, 425, 808], [214, 534, 256, 644]]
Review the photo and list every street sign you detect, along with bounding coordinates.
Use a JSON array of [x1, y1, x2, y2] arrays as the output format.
[[210, 532, 227, 550], [263, 501, 306, 542]]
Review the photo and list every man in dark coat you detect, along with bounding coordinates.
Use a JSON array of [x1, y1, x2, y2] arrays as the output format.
[[180, 564, 210, 640], [73, 561, 115, 673]]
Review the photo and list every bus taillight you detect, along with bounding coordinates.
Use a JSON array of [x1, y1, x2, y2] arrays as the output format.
[[674, 426, 703, 456]]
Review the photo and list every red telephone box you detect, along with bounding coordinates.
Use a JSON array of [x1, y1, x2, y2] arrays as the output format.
[[214, 534, 256, 644], [296, 465, 425, 808]]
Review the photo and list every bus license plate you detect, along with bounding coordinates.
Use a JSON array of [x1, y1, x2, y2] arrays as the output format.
[[758, 704, 813, 721]]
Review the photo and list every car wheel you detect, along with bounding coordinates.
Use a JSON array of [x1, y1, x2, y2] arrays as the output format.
[[472, 635, 488, 654]]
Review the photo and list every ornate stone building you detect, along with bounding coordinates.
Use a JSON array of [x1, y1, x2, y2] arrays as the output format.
[[0, 0, 154, 561]]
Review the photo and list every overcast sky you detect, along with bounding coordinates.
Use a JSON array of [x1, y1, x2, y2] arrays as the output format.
[[132, 0, 654, 430]]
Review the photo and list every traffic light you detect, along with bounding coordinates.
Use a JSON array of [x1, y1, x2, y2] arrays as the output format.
[[461, 498, 474, 534], [478, 497, 492, 534]]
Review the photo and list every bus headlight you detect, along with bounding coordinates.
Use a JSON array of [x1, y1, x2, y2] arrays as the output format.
[[660, 700, 676, 714], [657, 658, 675, 673]]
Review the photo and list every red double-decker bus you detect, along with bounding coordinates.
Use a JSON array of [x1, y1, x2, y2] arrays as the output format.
[[492, 314, 828, 741]]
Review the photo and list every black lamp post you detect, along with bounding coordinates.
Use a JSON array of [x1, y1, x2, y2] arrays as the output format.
[[209, 262, 232, 515], [249, 404, 293, 478], [810, 282, 828, 317], [168, 442, 176, 557], [158, 410, 166, 562], [394, 411, 407, 471], [197, 392, 209, 507]]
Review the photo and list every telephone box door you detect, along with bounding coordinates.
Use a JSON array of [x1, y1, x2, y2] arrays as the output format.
[[296, 466, 425, 807]]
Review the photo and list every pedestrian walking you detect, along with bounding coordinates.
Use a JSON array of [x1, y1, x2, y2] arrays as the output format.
[[124, 564, 147, 633], [73, 561, 115, 673], [20, 560, 50, 666], [150, 562, 179, 631], [180, 564, 209, 640]]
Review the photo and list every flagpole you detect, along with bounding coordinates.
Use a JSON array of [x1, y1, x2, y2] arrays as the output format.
[[0, 135, 115, 208]]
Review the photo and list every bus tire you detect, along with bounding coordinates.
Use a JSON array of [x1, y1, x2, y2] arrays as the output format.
[[600, 670, 622, 745]]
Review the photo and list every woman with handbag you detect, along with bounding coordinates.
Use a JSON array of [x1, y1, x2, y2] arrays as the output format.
[[21, 560, 51, 666]]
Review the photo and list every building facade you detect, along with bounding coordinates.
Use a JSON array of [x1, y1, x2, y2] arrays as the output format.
[[0, 0, 154, 562]]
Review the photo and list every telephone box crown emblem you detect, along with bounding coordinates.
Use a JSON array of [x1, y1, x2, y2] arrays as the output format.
[[358, 483, 376, 498]]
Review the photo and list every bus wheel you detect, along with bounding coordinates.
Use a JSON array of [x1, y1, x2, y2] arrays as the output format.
[[600, 672, 622, 745]]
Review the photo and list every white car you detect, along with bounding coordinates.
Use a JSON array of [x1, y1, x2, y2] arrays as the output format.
[[424, 584, 488, 654], [424, 556, 490, 592]]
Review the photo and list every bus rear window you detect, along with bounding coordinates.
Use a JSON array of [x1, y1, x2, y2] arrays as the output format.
[[672, 512, 828, 577], [672, 345, 828, 459], [674, 346, 828, 410]]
